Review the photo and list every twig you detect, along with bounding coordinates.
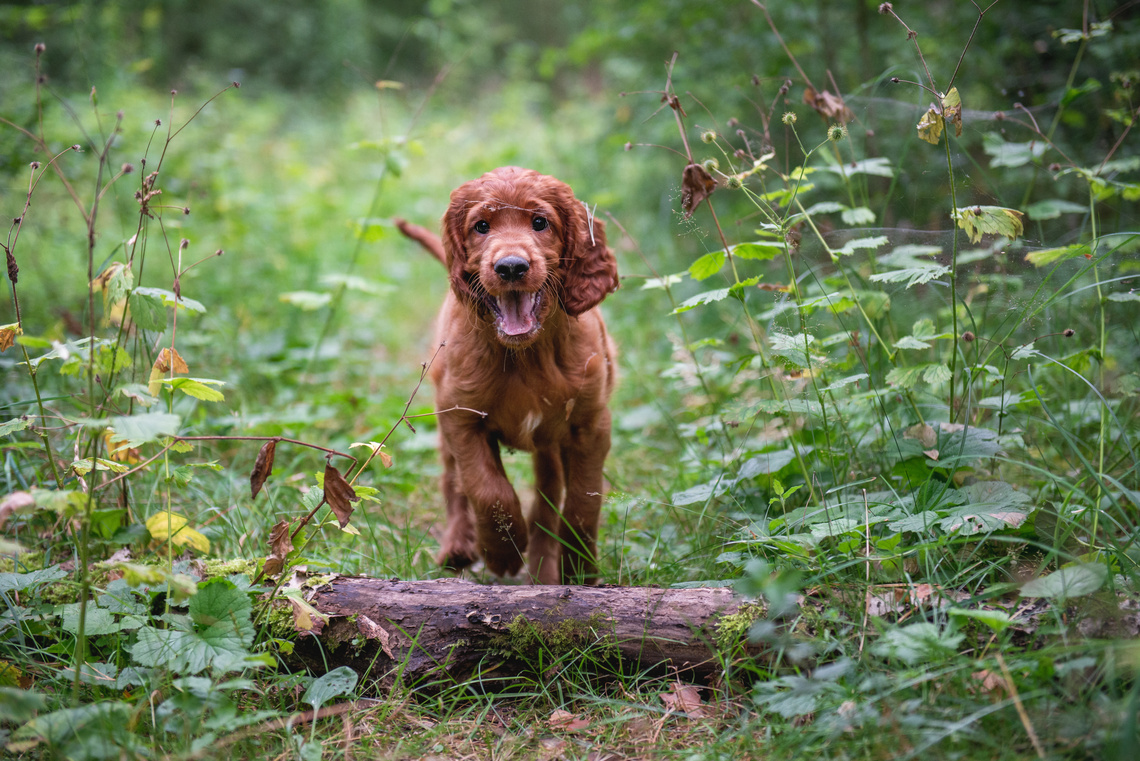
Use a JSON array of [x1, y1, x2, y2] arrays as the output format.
[[995, 652, 1047, 759]]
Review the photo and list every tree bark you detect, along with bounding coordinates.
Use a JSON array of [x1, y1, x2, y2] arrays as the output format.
[[289, 576, 758, 690]]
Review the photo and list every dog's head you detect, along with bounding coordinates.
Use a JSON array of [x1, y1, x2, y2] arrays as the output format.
[[441, 167, 619, 346]]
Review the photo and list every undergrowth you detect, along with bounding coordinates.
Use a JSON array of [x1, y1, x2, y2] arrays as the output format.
[[2, 2, 1139, 759]]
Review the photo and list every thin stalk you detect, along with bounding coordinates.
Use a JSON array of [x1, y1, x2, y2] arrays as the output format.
[[944, 132, 961, 421]]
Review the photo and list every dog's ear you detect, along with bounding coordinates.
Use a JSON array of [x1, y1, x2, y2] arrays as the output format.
[[441, 188, 479, 305], [558, 195, 619, 317]]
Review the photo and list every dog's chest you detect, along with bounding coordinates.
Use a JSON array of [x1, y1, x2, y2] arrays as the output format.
[[488, 373, 579, 451]]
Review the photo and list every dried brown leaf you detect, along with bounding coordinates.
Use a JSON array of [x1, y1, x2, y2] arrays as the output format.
[[0, 490, 35, 528], [288, 595, 326, 634], [681, 163, 717, 218], [803, 86, 854, 123], [903, 423, 938, 449], [549, 709, 591, 732], [971, 669, 1006, 695], [0, 325, 18, 352], [268, 517, 293, 559], [250, 440, 277, 499], [323, 463, 359, 528], [661, 682, 708, 718]]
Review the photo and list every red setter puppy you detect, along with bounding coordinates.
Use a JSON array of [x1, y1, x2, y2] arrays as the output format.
[[396, 167, 619, 584]]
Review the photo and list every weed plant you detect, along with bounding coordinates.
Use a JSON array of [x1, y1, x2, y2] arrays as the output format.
[[1, 2, 1139, 759]]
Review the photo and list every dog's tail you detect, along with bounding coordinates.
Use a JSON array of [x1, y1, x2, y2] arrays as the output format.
[[394, 218, 446, 265]]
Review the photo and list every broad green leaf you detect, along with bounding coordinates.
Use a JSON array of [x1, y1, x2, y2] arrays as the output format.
[[165, 378, 226, 402], [769, 332, 817, 369], [952, 206, 1025, 244], [688, 251, 725, 280], [886, 365, 927, 389], [982, 133, 1047, 168], [1025, 199, 1087, 221], [107, 412, 182, 447], [129, 292, 167, 332], [841, 206, 875, 225], [936, 426, 1002, 463], [303, 666, 358, 711], [887, 510, 941, 533], [821, 373, 868, 392], [923, 364, 952, 385], [733, 242, 784, 261], [1060, 77, 1101, 108], [279, 291, 332, 310], [947, 607, 1013, 633], [1020, 562, 1108, 599], [1024, 244, 1091, 267], [191, 578, 254, 644], [1107, 291, 1140, 302], [869, 265, 951, 288], [60, 603, 120, 636], [0, 687, 47, 724], [0, 566, 68, 594], [132, 286, 205, 313], [673, 288, 731, 314], [750, 398, 825, 416], [672, 478, 729, 506], [803, 201, 845, 215], [894, 336, 931, 350], [872, 622, 964, 664], [11, 701, 131, 748], [737, 448, 798, 479], [0, 417, 32, 438], [836, 157, 894, 178], [640, 273, 685, 290], [836, 235, 889, 256]]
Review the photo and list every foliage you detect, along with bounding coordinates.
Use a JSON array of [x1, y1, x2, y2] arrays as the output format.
[[1, 0, 1139, 759]]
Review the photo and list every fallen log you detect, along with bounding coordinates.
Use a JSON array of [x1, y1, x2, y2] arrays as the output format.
[[286, 576, 762, 690]]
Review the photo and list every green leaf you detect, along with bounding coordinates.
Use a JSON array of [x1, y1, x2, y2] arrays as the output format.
[[0, 566, 68, 594], [923, 364, 952, 385], [836, 235, 889, 256], [750, 398, 825, 416], [672, 478, 730, 506], [1060, 77, 1101, 108], [165, 378, 226, 402], [303, 666, 358, 711], [60, 603, 120, 635], [822, 156, 895, 178], [869, 265, 951, 288], [737, 448, 798, 479], [886, 365, 927, 389], [640, 273, 685, 290], [673, 288, 731, 314], [107, 412, 182, 447], [0, 416, 32, 438], [319, 273, 393, 295], [733, 242, 784, 261], [688, 251, 725, 280], [894, 336, 931, 350], [841, 206, 875, 225], [129, 292, 167, 332], [1024, 244, 1091, 267], [1025, 199, 1087, 221], [769, 332, 817, 369], [952, 206, 1025, 244], [71, 458, 131, 476], [872, 622, 964, 664], [982, 133, 1047, 168], [887, 510, 941, 534], [191, 578, 254, 645], [1020, 562, 1108, 599], [12, 701, 131, 748], [947, 607, 1013, 633], [279, 291, 332, 310], [132, 286, 206, 313], [0, 687, 48, 723], [1107, 291, 1140, 302]]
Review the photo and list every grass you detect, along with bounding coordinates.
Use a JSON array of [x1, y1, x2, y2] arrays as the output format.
[[2, 3, 1139, 759]]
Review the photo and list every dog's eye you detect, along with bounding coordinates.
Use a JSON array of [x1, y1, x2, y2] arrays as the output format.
[[532, 216, 548, 232], [474, 220, 490, 234]]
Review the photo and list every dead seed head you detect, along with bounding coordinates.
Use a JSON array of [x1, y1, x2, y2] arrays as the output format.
[[624, 142, 632, 151], [878, 2, 892, 13], [155, 119, 161, 126], [962, 331, 975, 342], [827, 124, 848, 142], [34, 42, 45, 54], [232, 81, 241, 88], [700, 130, 716, 144], [170, 89, 177, 96], [215, 249, 224, 256], [183, 207, 190, 215], [1049, 163, 1062, 171], [727, 117, 739, 128], [29, 161, 40, 170], [751, 75, 761, 86], [778, 79, 792, 96], [1063, 328, 1075, 337], [180, 238, 189, 249], [891, 77, 900, 84], [782, 111, 797, 126], [70, 144, 81, 152], [121, 163, 134, 174]]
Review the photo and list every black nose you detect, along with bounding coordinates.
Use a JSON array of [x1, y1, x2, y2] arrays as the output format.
[[494, 256, 530, 282]]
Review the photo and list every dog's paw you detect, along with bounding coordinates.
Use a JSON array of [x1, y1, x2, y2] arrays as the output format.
[[436, 544, 477, 572], [477, 517, 528, 577]]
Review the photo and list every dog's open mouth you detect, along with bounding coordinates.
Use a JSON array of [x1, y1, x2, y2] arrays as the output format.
[[489, 290, 542, 339]]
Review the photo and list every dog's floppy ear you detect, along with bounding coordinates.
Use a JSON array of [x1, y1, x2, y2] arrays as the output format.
[[441, 187, 479, 305], [558, 196, 619, 317]]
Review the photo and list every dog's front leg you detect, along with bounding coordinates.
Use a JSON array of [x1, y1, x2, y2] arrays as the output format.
[[441, 416, 528, 577], [559, 408, 612, 585]]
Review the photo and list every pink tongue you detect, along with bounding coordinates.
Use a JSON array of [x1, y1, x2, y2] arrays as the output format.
[[497, 292, 537, 335]]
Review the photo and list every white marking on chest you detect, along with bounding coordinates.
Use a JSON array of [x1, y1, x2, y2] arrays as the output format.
[[521, 411, 543, 438]]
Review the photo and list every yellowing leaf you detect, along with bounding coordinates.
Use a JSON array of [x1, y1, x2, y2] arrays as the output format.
[[146, 510, 211, 554], [148, 347, 189, 396], [71, 457, 130, 476], [941, 88, 963, 137], [917, 106, 944, 145], [103, 430, 140, 464], [0, 322, 23, 352], [351, 441, 393, 468], [952, 206, 1025, 244]]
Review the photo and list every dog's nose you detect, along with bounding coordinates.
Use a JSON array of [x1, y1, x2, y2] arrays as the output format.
[[494, 256, 530, 282]]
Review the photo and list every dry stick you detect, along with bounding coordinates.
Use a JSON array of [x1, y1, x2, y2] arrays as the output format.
[[751, 2, 815, 91], [947, 1, 1003, 91], [995, 652, 1047, 759], [859, 489, 871, 654]]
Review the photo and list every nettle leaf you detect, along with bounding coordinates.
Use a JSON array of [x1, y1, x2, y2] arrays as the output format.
[[886, 365, 927, 389], [936, 425, 1002, 463], [952, 206, 1025, 244], [842, 206, 875, 225], [982, 133, 1047, 168], [191, 578, 254, 644], [1025, 199, 1087, 221], [0, 416, 32, 438], [769, 332, 818, 369], [836, 235, 889, 256], [1020, 562, 1108, 599], [129, 292, 166, 332], [803, 201, 846, 215], [872, 622, 964, 664], [733, 242, 784, 261], [821, 373, 868, 392], [1024, 244, 1091, 267], [688, 251, 724, 281], [279, 291, 332, 310], [870, 265, 951, 288], [673, 288, 731, 314], [923, 363, 952, 385], [132, 286, 205, 313], [60, 603, 120, 636]]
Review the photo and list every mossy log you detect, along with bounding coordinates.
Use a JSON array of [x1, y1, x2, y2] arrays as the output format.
[[289, 576, 760, 690]]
